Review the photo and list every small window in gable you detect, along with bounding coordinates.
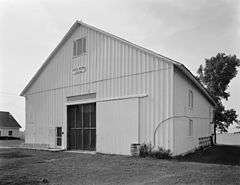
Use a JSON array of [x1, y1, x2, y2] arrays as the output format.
[[189, 119, 193, 136], [188, 90, 193, 109], [73, 37, 87, 57], [8, 130, 12, 136]]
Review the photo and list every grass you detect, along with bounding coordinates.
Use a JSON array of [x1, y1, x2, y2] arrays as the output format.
[[175, 145, 240, 166], [0, 140, 24, 148], [0, 145, 240, 185]]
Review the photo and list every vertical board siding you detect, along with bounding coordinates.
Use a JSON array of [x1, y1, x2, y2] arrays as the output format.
[[173, 68, 214, 155], [24, 24, 174, 151], [97, 98, 139, 155]]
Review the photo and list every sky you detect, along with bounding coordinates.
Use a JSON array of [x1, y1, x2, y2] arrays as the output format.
[[0, 0, 239, 131]]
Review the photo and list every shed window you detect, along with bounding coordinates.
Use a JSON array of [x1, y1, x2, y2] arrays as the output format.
[[188, 90, 193, 109], [73, 37, 86, 57], [8, 130, 12, 136], [188, 119, 193, 136]]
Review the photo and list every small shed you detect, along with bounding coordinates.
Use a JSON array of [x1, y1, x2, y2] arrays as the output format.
[[0, 111, 21, 138]]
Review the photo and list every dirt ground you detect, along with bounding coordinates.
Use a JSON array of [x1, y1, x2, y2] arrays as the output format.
[[0, 145, 240, 185]]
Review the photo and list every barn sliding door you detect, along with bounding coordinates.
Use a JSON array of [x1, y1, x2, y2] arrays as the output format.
[[67, 103, 96, 151]]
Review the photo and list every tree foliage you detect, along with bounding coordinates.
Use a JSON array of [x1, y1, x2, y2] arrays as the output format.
[[197, 53, 240, 132]]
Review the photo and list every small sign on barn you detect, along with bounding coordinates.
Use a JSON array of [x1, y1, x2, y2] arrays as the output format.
[[72, 66, 87, 75]]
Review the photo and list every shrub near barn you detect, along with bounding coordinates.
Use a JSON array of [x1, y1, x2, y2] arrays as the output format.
[[139, 143, 172, 159]]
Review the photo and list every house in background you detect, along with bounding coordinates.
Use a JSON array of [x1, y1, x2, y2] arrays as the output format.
[[20, 21, 216, 156], [0, 111, 21, 138]]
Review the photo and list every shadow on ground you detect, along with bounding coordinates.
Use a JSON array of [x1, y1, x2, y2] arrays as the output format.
[[175, 145, 240, 166]]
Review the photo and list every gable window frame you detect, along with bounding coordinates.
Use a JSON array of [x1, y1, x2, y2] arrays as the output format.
[[188, 119, 193, 136], [73, 37, 87, 57], [188, 89, 193, 110]]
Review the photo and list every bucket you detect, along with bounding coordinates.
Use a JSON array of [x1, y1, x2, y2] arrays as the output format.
[[130, 143, 140, 156]]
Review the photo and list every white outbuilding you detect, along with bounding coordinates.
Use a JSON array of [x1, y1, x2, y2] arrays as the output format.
[[0, 111, 21, 138], [21, 21, 216, 156]]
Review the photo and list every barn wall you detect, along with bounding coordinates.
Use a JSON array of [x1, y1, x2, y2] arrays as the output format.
[[173, 67, 214, 155], [97, 98, 139, 155], [0, 128, 20, 138], [24, 24, 174, 152]]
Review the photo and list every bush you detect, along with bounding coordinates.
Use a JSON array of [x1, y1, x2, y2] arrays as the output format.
[[150, 147, 172, 159], [139, 143, 172, 159], [139, 143, 153, 158]]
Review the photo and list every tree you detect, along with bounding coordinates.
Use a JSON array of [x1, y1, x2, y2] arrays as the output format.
[[236, 121, 240, 130], [196, 53, 240, 132]]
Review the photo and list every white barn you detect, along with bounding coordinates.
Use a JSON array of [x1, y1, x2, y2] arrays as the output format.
[[21, 21, 216, 156]]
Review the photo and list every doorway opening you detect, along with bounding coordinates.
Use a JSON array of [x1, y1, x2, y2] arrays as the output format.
[[67, 103, 96, 151]]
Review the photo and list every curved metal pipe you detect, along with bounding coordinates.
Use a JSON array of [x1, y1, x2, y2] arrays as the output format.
[[153, 115, 212, 148]]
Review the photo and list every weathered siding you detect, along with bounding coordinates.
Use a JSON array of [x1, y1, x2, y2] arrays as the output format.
[[24, 24, 174, 153], [173, 67, 214, 155]]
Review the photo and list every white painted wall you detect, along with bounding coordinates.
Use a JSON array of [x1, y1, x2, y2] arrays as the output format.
[[217, 133, 240, 145], [23, 23, 214, 155], [24, 24, 174, 152], [173, 68, 214, 155], [0, 127, 20, 137], [97, 98, 139, 155]]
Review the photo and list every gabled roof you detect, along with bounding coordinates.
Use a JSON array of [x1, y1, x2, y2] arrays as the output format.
[[0, 111, 21, 128], [20, 21, 217, 106]]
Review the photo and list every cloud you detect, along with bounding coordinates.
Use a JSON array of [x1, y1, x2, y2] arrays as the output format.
[[124, 0, 239, 60]]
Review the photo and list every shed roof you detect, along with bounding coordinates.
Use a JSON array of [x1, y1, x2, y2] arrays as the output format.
[[20, 21, 217, 106], [0, 111, 21, 128]]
